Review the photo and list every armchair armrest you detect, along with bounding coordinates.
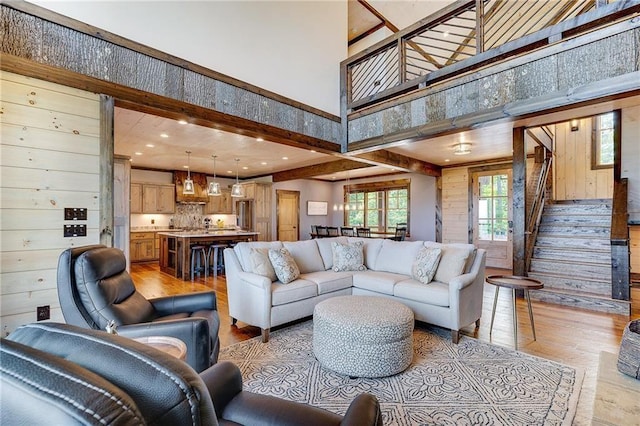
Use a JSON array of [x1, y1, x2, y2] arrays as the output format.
[[236, 271, 272, 290], [200, 361, 243, 415], [149, 291, 217, 316], [340, 393, 382, 426], [448, 272, 477, 291], [118, 318, 212, 373]]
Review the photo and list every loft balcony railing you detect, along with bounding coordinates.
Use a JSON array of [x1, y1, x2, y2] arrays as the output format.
[[342, 0, 636, 112]]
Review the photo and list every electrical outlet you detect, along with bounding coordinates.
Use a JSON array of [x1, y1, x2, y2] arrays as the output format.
[[37, 305, 50, 321]]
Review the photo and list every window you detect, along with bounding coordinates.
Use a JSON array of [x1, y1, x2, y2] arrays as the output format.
[[592, 112, 614, 169], [345, 180, 409, 233], [477, 174, 509, 241]]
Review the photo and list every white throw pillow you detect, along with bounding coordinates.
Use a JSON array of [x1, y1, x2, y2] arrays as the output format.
[[433, 246, 472, 283], [412, 247, 442, 284], [268, 248, 300, 284], [248, 248, 277, 281], [332, 241, 366, 272]]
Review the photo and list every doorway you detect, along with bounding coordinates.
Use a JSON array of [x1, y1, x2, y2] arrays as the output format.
[[277, 190, 300, 241], [472, 170, 513, 269]]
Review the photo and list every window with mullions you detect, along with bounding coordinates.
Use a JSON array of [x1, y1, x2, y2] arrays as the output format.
[[592, 112, 614, 169], [345, 181, 409, 233], [477, 174, 509, 241]]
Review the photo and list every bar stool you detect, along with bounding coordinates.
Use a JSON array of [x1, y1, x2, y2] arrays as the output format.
[[190, 245, 208, 281], [207, 243, 227, 277]]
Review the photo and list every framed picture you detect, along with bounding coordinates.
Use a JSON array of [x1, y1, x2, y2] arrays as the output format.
[[307, 201, 328, 216]]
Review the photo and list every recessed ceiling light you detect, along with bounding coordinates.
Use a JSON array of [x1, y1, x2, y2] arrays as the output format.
[[160, 133, 169, 138], [310, 150, 316, 153], [261, 162, 267, 165], [178, 120, 187, 125], [443, 31, 450, 38], [134, 152, 143, 156], [183, 165, 189, 169], [445, 159, 450, 162], [256, 137, 264, 142], [227, 170, 233, 174], [242, 166, 248, 170], [145, 144, 154, 148], [282, 156, 288, 160]]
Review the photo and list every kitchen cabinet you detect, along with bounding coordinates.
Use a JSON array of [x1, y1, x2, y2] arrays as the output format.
[[131, 183, 175, 214], [130, 183, 142, 213], [130, 232, 156, 262], [239, 182, 272, 241], [205, 190, 233, 214]]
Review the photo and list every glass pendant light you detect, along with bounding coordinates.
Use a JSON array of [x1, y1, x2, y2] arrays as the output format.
[[207, 155, 222, 196], [183, 150, 195, 195], [231, 158, 244, 197]]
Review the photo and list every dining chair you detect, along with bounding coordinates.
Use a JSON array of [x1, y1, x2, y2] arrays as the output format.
[[311, 225, 318, 238], [327, 226, 339, 237], [391, 226, 407, 241], [316, 226, 329, 238], [340, 226, 355, 236], [356, 227, 371, 238]]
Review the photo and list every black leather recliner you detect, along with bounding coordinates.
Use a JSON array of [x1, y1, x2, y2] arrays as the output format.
[[1, 323, 383, 426], [57, 244, 220, 372]]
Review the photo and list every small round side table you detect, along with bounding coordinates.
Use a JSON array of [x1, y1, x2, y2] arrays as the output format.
[[133, 336, 187, 361], [486, 275, 544, 350]]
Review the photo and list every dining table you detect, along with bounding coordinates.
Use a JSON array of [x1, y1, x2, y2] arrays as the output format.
[[158, 230, 259, 280]]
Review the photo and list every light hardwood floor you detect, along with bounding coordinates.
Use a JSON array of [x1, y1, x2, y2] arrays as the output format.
[[131, 262, 640, 424]]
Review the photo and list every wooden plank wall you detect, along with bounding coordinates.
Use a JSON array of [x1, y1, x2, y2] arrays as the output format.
[[0, 71, 100, 335], [553, 119, 613, 200]]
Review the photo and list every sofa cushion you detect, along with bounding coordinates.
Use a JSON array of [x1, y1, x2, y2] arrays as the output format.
[[412, 246, 442, 284], [248, 248, 277, 282], [234, 241, 283, 272], [424, 242, 477, 274], [300, 271, 353, 295], [283, 240, 325, 274], [394, 279, 450, 307], [374, 240, 424, 275], [332, 241, 366, 272], [271, 279, 317, 306], [347, 237, 384, 269], [352, 270, 408, 295], [268, 248, 300, 284], [423, 243, 473, 284], [315, 237, 348, 270]]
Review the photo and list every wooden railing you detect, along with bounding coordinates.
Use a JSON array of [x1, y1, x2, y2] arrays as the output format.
[[524, 148, 553, 274], [611, 178, 630, 301], [342, 0, 638, 111]]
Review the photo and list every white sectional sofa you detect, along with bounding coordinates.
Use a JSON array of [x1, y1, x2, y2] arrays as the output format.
[[223, 237, 486, 343]]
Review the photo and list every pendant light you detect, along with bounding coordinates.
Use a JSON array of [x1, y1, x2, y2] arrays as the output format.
[[231, 158, 244, 197], [207, 155, 222, 196], [183, 150, 195, 195]]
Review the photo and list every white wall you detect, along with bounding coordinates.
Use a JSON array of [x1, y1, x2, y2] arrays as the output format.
[[621, 105, 640, 223], [33, 0, 347, 115]]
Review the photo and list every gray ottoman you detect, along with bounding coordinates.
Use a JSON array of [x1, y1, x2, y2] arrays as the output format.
[[313, 295, 414, 378]]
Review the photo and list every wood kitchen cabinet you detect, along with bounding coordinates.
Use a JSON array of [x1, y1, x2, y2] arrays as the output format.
[[239, 182, 272, 241], [130, 232, 156, 262], [131, 183, 175, 214], [205, 190, 233, 214]]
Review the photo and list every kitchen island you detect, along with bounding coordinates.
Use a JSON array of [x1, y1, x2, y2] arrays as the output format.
[[158, 230, 259, 280]]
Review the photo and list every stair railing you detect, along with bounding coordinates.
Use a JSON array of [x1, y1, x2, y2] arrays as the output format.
[[611, 178, 630, 301], [524, 150, 553, 273]]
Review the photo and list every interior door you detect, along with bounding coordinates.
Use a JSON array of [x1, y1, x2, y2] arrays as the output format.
[[473, 170, 513, 269], [277, 190, 300, 242]]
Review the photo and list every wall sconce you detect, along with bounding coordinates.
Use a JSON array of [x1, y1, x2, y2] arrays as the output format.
[[570, 119, 579, 132]]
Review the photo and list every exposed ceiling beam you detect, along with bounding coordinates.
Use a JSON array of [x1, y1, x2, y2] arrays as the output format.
[[357, 0, 442, 69], [354, 150, 441, 177], [348, 21, 386, 46], [271, 159, 374, 182]]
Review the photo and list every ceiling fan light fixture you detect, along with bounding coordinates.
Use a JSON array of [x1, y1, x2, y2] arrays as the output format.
[[182, 150, 195, 195], [208, 155, 222, 196], [453, 142, 472, 156], [231, 158, 244, 198]]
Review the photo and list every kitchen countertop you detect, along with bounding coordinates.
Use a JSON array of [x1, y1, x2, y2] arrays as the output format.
[[157, 230, 259, 238]]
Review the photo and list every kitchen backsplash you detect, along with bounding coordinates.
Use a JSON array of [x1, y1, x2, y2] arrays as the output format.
[[131, 204, 235, 230]]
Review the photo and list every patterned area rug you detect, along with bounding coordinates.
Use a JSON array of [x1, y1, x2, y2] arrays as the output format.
[[220, 321, 583, 425]]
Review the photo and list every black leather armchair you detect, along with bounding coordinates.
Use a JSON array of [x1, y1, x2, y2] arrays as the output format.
[[57, 244, 220, 372], [1, 323, 382, 426]]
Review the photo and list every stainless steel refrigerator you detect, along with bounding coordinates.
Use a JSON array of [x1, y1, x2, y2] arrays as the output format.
[[235, 199, 254, 231]]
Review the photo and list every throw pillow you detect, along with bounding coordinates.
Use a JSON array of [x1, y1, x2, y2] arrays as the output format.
[[331, 241, 366, 272], [248, 248, 277, 281], [268, 248, 300, 284], [412, 247, 442, 284], [433, 246, 472, 283]]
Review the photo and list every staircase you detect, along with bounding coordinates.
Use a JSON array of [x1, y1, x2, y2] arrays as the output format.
[[527, 200, 630, 315]]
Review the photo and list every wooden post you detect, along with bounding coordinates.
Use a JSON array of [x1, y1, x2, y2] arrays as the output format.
[[475, 0, 485, 54], [512, 127, 526, 276], [100, 95, 115, 247]]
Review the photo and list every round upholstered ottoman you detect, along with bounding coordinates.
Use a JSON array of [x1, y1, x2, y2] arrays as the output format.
[[313, 295, 414, 378]]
